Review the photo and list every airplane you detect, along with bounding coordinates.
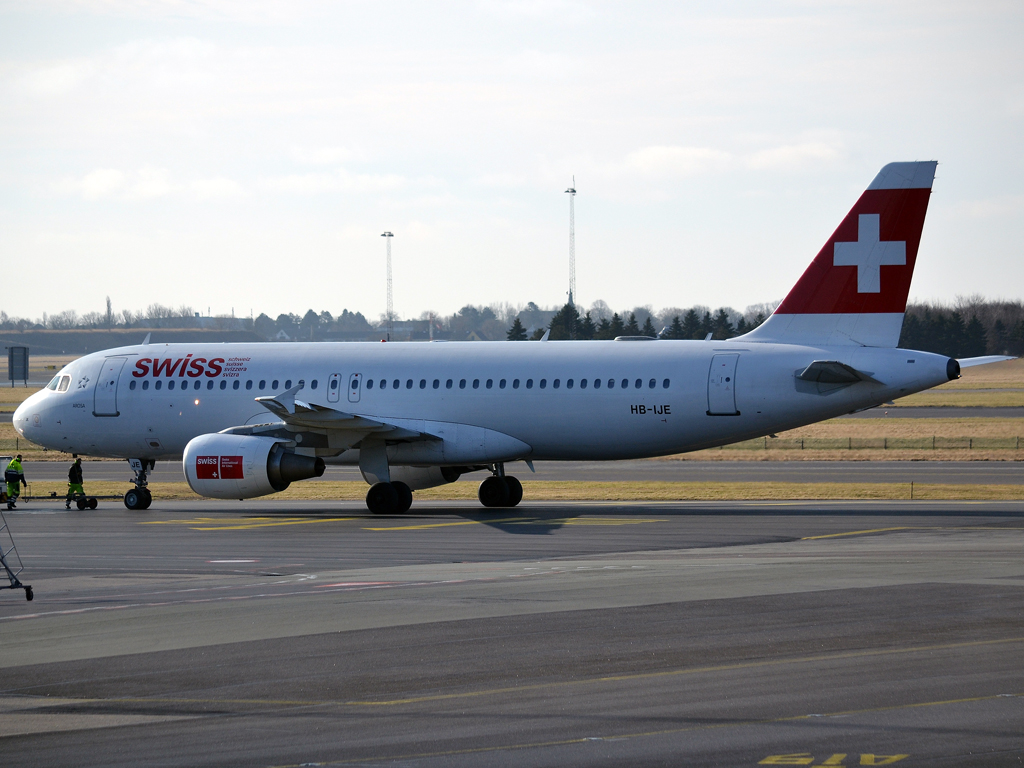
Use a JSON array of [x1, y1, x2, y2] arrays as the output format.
[[12, 161, 1009, 514]]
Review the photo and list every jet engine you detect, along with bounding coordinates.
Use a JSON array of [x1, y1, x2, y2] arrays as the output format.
[[388, 465, 462, 491], [183, 433, 325, 499]]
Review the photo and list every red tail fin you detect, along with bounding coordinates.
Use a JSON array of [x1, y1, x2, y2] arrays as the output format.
[[741, 161, 937, 347]]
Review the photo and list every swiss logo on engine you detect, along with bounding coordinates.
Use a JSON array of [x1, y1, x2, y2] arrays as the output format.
[[195, 455, 244, 480]]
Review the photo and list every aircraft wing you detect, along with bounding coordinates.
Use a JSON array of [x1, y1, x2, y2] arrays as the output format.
[[956, 355, 1016, 369]]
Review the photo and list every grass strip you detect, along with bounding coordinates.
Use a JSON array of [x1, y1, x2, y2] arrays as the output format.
[[20, 480, 1024, 503]]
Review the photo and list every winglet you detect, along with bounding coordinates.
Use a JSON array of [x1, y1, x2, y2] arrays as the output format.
[[255, 383, 303, 417], [141, 333, 151, 345]]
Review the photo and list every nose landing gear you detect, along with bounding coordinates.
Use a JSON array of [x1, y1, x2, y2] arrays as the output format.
[[124, 459, 154, 510]]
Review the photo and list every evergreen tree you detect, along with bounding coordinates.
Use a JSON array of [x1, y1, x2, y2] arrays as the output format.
[[700, 311, 713, 338], [624, 312, 640, 336], [530, 327, 547, 340], [506, 317, 528, 340], [681, 309, 701, 339], [608, 313, 625, 338], [964, 315, 987, 357], [548, 303, 581, 340], [712, 308, 734, 339], [578, 311, 596, 340], [641, 316, 657, 337], [596, 317, 613, 340], [735, 317, 749, 335], [992, 319, 1008, 354], [667, 315, 684, 339]]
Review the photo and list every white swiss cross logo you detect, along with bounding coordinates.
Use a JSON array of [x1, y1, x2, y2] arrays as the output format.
[[833, 213, 906, 293]]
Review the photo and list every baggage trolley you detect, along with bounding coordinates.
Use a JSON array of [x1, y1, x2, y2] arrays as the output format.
[[0, 506, 32, 601]]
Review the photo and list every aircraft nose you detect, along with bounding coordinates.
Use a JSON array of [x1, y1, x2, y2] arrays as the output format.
[[12, 399, 30, 438]]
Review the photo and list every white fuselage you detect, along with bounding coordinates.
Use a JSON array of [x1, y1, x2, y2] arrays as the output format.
[[14, 339, 952, 469]]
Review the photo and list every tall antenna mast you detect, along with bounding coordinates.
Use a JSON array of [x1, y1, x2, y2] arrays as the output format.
[[381, 231, 394, 341], [565, 177, 576, 308]]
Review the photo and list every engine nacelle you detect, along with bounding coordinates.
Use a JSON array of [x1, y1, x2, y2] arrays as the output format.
[[387, 465, 461, 491], [183, 433, 325, 500]]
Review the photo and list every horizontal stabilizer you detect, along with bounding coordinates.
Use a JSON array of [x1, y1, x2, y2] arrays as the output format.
[[797, 360, 880, 385], [956, 355, 1016, 369]]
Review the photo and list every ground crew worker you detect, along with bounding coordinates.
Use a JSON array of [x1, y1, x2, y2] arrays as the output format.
[[5, 454, 27, 510], [66, 457, 85, 509]]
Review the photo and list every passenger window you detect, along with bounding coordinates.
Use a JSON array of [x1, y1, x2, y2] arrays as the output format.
[[579, 379, 586, 389], [635, 379, 642, 389], [446, 379, 453, 389], [311, 380, 318, 390], [553, 379, 560, 389], [406, 379, 413, 389], [526, 379, 533, 389], [259, 380, 266, 390], [168, 380, 176, 391], [393, 380, 400, 389], [194, 380, 201, 390], [206, 380, 213, 390], [220, 380, 227, 390], [273, 380, 279, 389], [366, 379, 374, 390], [285, 380, 292, 389], [486, 379, 493, 389], [379, 379, 386, 389], [155, 380, 163, 391], [419, 379, 426, 389], [330, 379, 338, 390], [539, 379, 545, 389], [607, 379, 615, 389], [432, 379, 440, 389], [622, 379, 629, 389], [58, 376, 71, 393], [233, 380, 240, 390], [246, 380, 253, 390], [143, 380, 150, 391], [512, 379, 520, 389], [593, 379, 601, 389], [473, 379, 480, 389], [566, 379, 573, 389], [129, 380, 137, 391], [649, 378, 656, 389], [499, 379, 506, 389], [298, 380, 304, 389], [662, 378, 670, 388], [459, 379, 466, 389]]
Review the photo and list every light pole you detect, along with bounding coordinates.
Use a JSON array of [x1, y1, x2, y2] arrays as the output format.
[[381, 231, 394, 341]]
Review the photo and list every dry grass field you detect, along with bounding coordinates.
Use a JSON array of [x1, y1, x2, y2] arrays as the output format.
[[17, 479, 1024, 503]]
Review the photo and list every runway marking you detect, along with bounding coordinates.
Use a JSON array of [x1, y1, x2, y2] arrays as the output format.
[[141, 517, 358, 530], [802, 527, 911, 540], [364, 517, 665, 531]]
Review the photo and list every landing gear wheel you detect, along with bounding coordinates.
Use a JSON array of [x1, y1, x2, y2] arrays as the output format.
[[76, 497, 87, 511], [478, 476, 510, 508], [88, 497, 98, 510], [392, 481, 413, 514], [140, 489, 152, 510], [366, 482, 400, 515], [25, 586, 33, 602], [504, 476, 523, 507], [124, 488, 144, 510]]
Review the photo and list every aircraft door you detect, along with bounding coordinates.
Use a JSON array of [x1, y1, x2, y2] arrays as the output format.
[[348, 373, 362, 403], [93, 357, 127, 417], [707, 354, 740, 416], [327, 373, 341, 403]]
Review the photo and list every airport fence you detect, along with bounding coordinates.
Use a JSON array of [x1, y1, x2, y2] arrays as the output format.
[[721, 436, 1024, 451]]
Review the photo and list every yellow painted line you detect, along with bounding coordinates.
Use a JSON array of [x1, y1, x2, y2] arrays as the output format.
[[363, 517, 524, 531], [141, 517, 357, 530], [802, 527, 912, 540], [190, 518, 358, 530]]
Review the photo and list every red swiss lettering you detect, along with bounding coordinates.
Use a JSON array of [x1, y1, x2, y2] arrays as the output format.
[[195, 456, 220, 479], [133, 358, 151, 377], [152, 358, 182, 377], [188, 358, 206, 377], [205, 358, 224, 377]]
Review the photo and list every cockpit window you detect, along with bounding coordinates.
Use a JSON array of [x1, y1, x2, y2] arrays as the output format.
[[57, 376, 71, 393], [46, 375, 60, 390]]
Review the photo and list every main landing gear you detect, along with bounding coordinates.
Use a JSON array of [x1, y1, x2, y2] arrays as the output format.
[[478, 464, 522, 509], [124, 459, 154, 511], [365, 481, 413, 515]]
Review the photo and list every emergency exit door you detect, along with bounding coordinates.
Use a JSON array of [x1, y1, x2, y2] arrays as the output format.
[[348, 373, 362, 403], [93, 357, 127, 417], [327, 373, 341, 403], [707, 354, 740, 416]]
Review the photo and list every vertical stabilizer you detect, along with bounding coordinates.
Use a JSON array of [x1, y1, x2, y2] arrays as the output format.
[[740, 161, 937, 347]]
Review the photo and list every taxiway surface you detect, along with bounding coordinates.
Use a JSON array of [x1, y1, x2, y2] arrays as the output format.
[[1, 498, 1022, 767]]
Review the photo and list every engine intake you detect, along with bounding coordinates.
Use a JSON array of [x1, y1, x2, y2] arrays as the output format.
[[184, 433, 325, 499]]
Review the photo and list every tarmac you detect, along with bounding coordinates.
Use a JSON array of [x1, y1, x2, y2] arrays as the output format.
[[1, 497, 1022, 766]]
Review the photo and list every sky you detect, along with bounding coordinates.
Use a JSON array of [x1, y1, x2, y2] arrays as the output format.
[[1, 0, 1022, 324]]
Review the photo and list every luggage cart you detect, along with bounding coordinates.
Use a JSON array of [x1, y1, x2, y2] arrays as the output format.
[[0, 506, 33, 601]]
